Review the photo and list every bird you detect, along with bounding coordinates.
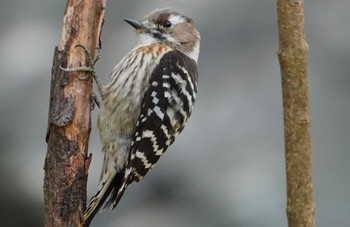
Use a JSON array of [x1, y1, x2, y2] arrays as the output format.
[[84, 8, 200, 225]]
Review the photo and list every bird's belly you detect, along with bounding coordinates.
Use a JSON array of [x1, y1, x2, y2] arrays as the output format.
[[98, 91, 143, 145]]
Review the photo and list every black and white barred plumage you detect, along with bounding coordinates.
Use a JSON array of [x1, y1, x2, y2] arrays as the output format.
[[84, 8, 200, 225]]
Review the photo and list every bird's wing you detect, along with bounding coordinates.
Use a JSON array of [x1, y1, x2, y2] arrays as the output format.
[[107, 50, 198, 209]]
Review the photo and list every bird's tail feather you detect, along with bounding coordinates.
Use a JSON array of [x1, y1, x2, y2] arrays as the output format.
[[83, 172, 124, 226]]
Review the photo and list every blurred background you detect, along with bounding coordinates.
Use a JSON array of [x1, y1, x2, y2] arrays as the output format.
[[1, 0, 349, 226]]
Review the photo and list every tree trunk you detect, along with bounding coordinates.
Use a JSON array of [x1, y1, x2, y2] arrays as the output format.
[[44, 1, 106, 226], [277, 0, 315, 226]]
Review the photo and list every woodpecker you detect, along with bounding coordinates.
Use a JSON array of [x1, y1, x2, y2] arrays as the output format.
[[84, 8, 200, 225]]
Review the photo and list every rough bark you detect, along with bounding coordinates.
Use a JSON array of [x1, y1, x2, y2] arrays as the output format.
[[277, 0, 315, 226], [44, 1, 106, 226]]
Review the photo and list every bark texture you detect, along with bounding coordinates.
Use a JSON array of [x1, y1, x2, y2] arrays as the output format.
[[277, 0, 315, 226], [44, 1, 106, 226]]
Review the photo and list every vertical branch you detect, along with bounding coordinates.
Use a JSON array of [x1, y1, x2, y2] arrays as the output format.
[[44, 0, 106, 226], [277, 0, 315, 226]]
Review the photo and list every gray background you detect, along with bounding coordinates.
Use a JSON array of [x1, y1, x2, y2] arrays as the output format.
[[1, 0, 349, 226]]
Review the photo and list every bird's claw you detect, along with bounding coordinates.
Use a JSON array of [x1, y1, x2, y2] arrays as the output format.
[[59, 44, 103, 108], [75, 44, 101, 71], [59, 44, 99, 80], [92, 93, 101, 109]]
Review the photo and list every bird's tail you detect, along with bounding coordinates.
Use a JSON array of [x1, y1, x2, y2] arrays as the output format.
[[83, 172, 124, 226]]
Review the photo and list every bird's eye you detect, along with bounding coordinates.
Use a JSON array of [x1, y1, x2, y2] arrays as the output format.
[[163, 20, 172, 28]]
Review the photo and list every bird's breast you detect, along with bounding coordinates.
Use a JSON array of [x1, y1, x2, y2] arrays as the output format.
[[98, 43, 172, 142]]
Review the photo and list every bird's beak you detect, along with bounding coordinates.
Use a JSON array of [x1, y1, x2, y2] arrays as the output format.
[[124, 18, 145, 33]]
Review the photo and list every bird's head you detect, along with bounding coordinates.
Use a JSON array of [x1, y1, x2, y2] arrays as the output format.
[[124, 8, 200, 62]]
